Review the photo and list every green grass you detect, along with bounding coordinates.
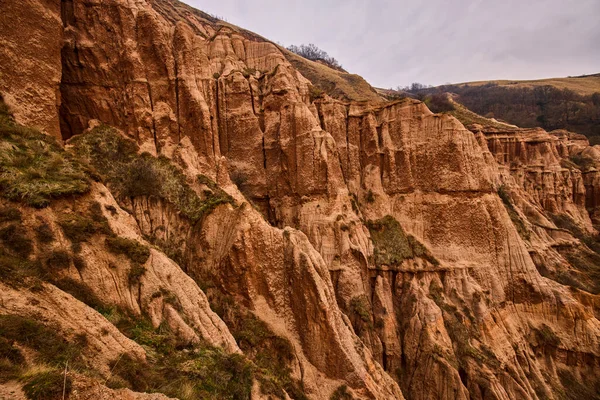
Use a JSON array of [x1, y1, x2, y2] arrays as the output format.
[[100, 310, 258, 399], [330, 385, 354, 400], [209, 291, 307, 399], [21, 370, 71, 400], [71, 126, 235, 223], [0, 100, 90, 208], [45, 250, 71, 270], [498, 186, 530, 241], [0, 315, 85, 369], [0, 223, 33, 258], [105, 236, 150, 264], [532, 324, 561, 347], [58, 202, 113, 252], [0, 206, 21, 223], [349, 296, 373, 330], [367, 215, 439, 267]]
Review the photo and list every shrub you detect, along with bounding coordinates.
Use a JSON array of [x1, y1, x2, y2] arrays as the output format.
[[34, 221, 54, 244], [105, 236, 150, 264], [0, 101, 90, 207], [0, 206, 21, 223], [107, 313, 257, 400], [0, 315, 84, 368], [497, 185, 530, 241], [287, 44, 342, 70], [21, 370, 71, 400], [58, 207, 112, 251], [331, 385, 354, 400], [0, 337, 25, 382], [127, 264, 146, 286], [45, 250, 71, 270], [72, 128, 234, 224], [533, 324, 561, 347], [367, 215, 439, 266], [349, 296, 372, 327], [365, 190, 375, 204], [0, 224, 33, 258]]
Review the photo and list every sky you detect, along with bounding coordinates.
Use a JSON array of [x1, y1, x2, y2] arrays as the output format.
[[185, 0, 600, 88]]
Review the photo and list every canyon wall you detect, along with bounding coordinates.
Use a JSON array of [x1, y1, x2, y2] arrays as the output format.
[[0, 0, 599, 399]]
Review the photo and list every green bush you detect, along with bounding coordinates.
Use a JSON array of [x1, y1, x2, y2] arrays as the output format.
[[497, 185, 530, 241], [367, 215, 439, 266], [0, 224, 33, 258], [349, 296, 372, 327], [58, 205, 112, 251], [0, 206, 21, 223], [22, 370, 71, 400], [105, 312, 257, 400], [0, 101, 89, 208], [128, 264, 146, 286], [331, 385, 354, 400], [105, 236, 150, 264], [533, 324, 561, 347], [45, 250, 71, 270], [72, 127, 234, 224], [0, 315, 84, 368], [34, 221, 54, 244], [0, 337, 25, 382]]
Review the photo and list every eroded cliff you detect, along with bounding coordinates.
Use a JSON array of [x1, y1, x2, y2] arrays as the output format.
[[0, 0, 599, 399]]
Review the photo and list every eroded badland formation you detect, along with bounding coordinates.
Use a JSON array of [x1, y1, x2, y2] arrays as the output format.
[[0, 0, 599, 399]]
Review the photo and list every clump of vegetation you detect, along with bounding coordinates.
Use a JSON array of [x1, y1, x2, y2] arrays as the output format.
[[21, 369, 71, 400], [34, 220, 54, 243], [0, 224, 33, 258], [548, 213, 600, 294], [58, 202, 113, 252], [532, 324, 561, 348], [330, 384, 354, 400], [208, 291, 307, 399], [45, 250, 71, 270], [0, 336, 25, 382], [287, 43, 343, 71], [349, 296, 373, 330], [100, 309, 258, 399], [0, 98, 90, 207], [105, 236, 150, 264], [0, 315, 85, 369], [0, 206, 21, 223], [127, 264, 146, 287], [72, 127, 234, 223], [497, 185, 530, 241], [367, 215, 439, 267]]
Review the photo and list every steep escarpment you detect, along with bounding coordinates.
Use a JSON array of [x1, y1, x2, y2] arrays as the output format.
[[1, 0, 600, 399]]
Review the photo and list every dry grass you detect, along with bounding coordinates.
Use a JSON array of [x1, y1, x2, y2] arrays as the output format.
[[283, 50, 382, 102], [452, 73, 600, 96], [447, 98, 517, 130]]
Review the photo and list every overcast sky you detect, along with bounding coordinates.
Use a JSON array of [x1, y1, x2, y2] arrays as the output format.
[[185, 0, 600, 88]]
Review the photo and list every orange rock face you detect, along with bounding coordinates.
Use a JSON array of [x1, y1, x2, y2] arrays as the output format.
[[1, 0, 600, 399]]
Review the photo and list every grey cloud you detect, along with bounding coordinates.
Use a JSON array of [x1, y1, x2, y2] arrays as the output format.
[[188, 0, 600, 88]]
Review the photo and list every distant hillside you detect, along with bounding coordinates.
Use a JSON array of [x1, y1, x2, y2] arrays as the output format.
[[407, 74, 600, 140], [450, 73, 600, 96]]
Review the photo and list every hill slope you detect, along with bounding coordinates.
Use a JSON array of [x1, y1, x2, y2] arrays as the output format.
[[416, 74, 600, 139]]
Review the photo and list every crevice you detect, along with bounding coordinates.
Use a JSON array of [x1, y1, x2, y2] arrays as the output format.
[[146, 81, 160, 154], [173, 49, 182, 143]]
